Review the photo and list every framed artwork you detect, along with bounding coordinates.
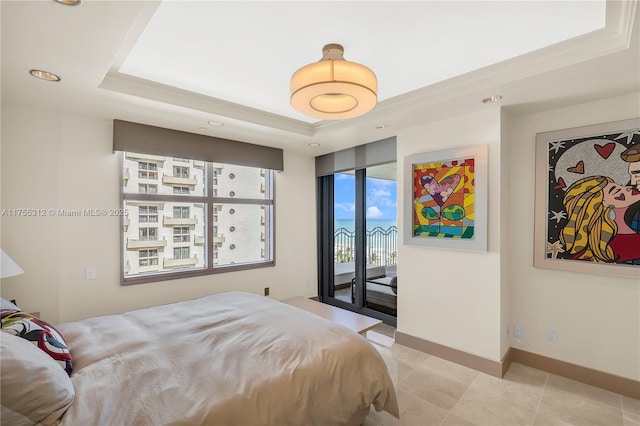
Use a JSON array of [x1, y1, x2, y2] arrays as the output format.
[[404, 144, 488, 251], [534, 118, 640, 277]]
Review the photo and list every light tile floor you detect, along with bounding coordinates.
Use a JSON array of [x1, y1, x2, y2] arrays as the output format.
[[363, 325, 640, 426]]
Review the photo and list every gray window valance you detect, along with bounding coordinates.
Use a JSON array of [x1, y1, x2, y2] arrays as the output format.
[[315, 137, 396, 177], [113, 120, 284, 171]]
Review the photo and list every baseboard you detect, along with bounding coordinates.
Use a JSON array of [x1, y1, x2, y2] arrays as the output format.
[[395, 331, 504, 378], [394, 332, 640, 399], [510, 348, 640, 399], [501, 346, 514, 377]]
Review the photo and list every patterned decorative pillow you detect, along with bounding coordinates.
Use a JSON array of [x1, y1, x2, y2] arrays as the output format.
[[1, 310, 72, 376]]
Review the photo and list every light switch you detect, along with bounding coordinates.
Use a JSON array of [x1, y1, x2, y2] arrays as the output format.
[[85, 267, 96, 280]]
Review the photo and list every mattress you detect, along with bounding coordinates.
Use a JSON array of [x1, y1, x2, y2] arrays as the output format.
[[56, 291, 399, 425]]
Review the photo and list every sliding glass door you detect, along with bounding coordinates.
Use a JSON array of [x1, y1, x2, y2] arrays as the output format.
[[333, 171, 357, 306], [317, 163, 397, 326]]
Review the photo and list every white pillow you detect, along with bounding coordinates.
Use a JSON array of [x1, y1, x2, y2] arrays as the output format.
[[0, 298, 20, 311], [0, 333, 75, 426]]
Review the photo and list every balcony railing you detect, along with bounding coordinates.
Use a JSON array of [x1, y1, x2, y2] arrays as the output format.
[[162, 175, 198, 187], [125, 153, 165, 163], [334, 226, 398, 267], [164, 256, 197, 269], [126, 238, 167, 250], [163, 216, 198, 226]]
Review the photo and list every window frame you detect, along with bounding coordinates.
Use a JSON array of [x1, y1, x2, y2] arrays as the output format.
[[120, 154, 276, 286]]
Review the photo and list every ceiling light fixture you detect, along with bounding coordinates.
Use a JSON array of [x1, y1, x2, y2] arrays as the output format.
[[29, 69, 61, 82], [290, 44, 377, 120], [482, 95, 502, 104], [207, 120, 224, 127], [308, 143, 321, 147], [54, 0, 81, 5]]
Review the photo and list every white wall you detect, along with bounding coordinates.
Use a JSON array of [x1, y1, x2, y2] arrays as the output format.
[[3, 94, 638, 381], [507, 92, 640, 380], [500, 109, 511, 357], [397, 107, 504, 362], [0, 103, 318, 323]]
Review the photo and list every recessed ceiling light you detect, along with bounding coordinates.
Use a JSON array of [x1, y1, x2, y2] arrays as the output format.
[[29, 69, 61, 81], [375, 124, 390, 130], [482, 95, 502, 104], [54, 0, 81, 5], [207, 120, 224, 127], [308, 143, 321, 147]]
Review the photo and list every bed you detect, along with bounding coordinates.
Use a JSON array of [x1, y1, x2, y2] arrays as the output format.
[[1, 292, 398, 425]]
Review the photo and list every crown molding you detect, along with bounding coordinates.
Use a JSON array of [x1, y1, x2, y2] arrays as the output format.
[[100, 70, 314, 136]]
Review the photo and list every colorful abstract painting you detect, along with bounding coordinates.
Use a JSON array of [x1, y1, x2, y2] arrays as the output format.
[[534, 118, 640, 277], [412, 157, 475, 239]]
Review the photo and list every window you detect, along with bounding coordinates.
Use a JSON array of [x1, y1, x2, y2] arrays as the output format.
[[174, 247, 190, 259], [173, 227, 190, 243], [139, 249, 159, 267], [139, 183, 158, 193], [173, 206, 190, 219], [173, 166, 189, 178], [122, 152, 275, 284], [139, 206, 158, 223], [174, 186, 190, 195], [138, 162, 158, 179], [139, 227, 157, 241]]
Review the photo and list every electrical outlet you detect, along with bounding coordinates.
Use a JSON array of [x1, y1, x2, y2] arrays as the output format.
[[264, 287, 270, 296], [547, 327, 557, 342], [514, 324, 522, 337]]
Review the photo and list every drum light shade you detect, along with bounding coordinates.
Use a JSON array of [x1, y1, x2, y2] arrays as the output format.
[[290, 44, 377, 120]]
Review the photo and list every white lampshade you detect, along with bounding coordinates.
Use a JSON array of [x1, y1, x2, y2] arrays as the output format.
[[290, 44, 377, 120], [1, 249, 24, 279]]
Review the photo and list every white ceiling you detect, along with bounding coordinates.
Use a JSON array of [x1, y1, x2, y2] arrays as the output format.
[[1, 1, 638, 156], [119, 1, 605, 123]]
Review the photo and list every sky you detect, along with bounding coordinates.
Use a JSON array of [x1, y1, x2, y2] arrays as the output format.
[[334, 173, 398, 221]]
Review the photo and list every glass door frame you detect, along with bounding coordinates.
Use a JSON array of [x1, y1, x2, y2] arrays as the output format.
[[317, 169, 397, 327]]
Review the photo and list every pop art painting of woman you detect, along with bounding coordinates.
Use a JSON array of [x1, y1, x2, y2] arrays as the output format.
[[535, 118, 640, 276], [561, 176, 640, 264]]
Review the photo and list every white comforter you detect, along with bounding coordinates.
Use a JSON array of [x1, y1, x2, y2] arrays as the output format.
[[57, 291, 399, 425]]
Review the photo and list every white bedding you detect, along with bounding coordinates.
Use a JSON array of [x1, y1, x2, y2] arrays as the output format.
[[57, 291, 399, 425]]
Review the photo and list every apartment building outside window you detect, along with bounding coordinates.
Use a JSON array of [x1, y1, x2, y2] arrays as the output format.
[[139, 227, 157, 241], [138, 161, 158, 179], [173, 166, 189, 179], [174, 227, 190, 243], [173, 206, 190, 219], [139, 206, 158, 223], [139, 249, 159, 267], [174, 247, 190, 260], [121, 152, 275, 285], [138, 183, 158, 194]]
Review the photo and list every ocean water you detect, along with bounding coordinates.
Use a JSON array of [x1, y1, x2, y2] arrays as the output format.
[[335, 219, 397, 233]]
